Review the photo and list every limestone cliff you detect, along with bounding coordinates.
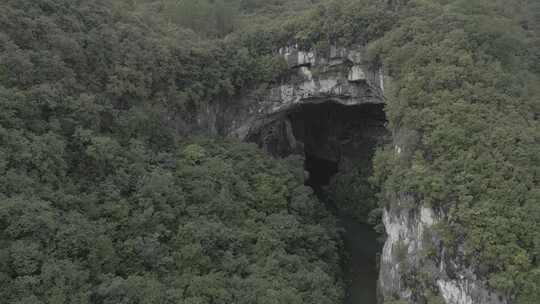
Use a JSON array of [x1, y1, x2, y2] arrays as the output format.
[[223, 44, 385, 140], [379, 192, 508, 303]]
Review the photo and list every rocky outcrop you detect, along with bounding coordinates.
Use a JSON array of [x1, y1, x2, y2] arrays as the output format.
[[270, 44, 384, 113], [379, 201, 437, 300], [221, 44, 385, 140], [436, 279, 507, 304]]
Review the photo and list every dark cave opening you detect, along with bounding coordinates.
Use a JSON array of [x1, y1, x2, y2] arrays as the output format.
[[305, 153, 338, 192], [248, 101, 387, 304], [289, 102, 385, 304]]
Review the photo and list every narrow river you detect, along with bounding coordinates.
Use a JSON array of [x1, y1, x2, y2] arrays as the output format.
[[310, 183, 381, 304], [339, 216, 381, 304], [305, 154, 382, 304]]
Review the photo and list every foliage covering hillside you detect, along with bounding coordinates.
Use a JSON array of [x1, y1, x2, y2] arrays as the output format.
[[371, 1, 540, 302], [0, 137, 343, 303], [0, 1, 343, 303]]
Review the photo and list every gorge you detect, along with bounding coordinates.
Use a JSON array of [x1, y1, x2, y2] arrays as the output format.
[[233, 44, 509, 304], [248, 101, 387, 304], [240, 45, 388, 304]]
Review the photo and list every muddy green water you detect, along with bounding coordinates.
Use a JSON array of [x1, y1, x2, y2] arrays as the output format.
[[310, 186, 381, 304], [305, 156, 381, 304], [339, 216, 381, 304]]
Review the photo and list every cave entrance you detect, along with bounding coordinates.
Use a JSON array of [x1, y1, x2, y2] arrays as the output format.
[[305, 153, 338, 194], [247, 101, 387, 304], [289, 102, 385, 304], [286, 101, 386, 200]]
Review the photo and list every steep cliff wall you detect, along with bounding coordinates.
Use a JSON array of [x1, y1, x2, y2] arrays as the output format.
[[379, 196, 508, 303], [223, 44, 385, 140], [379, 144, 509, 304]]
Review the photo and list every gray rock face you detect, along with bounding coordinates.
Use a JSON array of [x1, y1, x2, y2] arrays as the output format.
[[272, 44, 383, 111], [379, 199, 436, 300], [348, 65, 367, 82], [228, 44, 385, 140]]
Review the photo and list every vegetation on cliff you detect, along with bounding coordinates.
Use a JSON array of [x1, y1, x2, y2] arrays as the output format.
[[371, 1, 540, 302]]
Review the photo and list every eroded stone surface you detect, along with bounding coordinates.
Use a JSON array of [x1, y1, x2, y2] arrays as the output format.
[[379, 198, 436, 300], [348, 65, 367, 82], [379, 193, 509, 304], [234, 44, 384, 140]]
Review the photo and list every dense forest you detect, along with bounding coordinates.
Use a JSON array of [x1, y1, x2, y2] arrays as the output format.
[[0, 0, 539, 303]]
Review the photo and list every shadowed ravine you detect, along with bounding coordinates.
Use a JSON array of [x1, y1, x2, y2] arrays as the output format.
[[248, 102, 387, 304], [305, 154, 381, 304], [297, 103, 384, 304]]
